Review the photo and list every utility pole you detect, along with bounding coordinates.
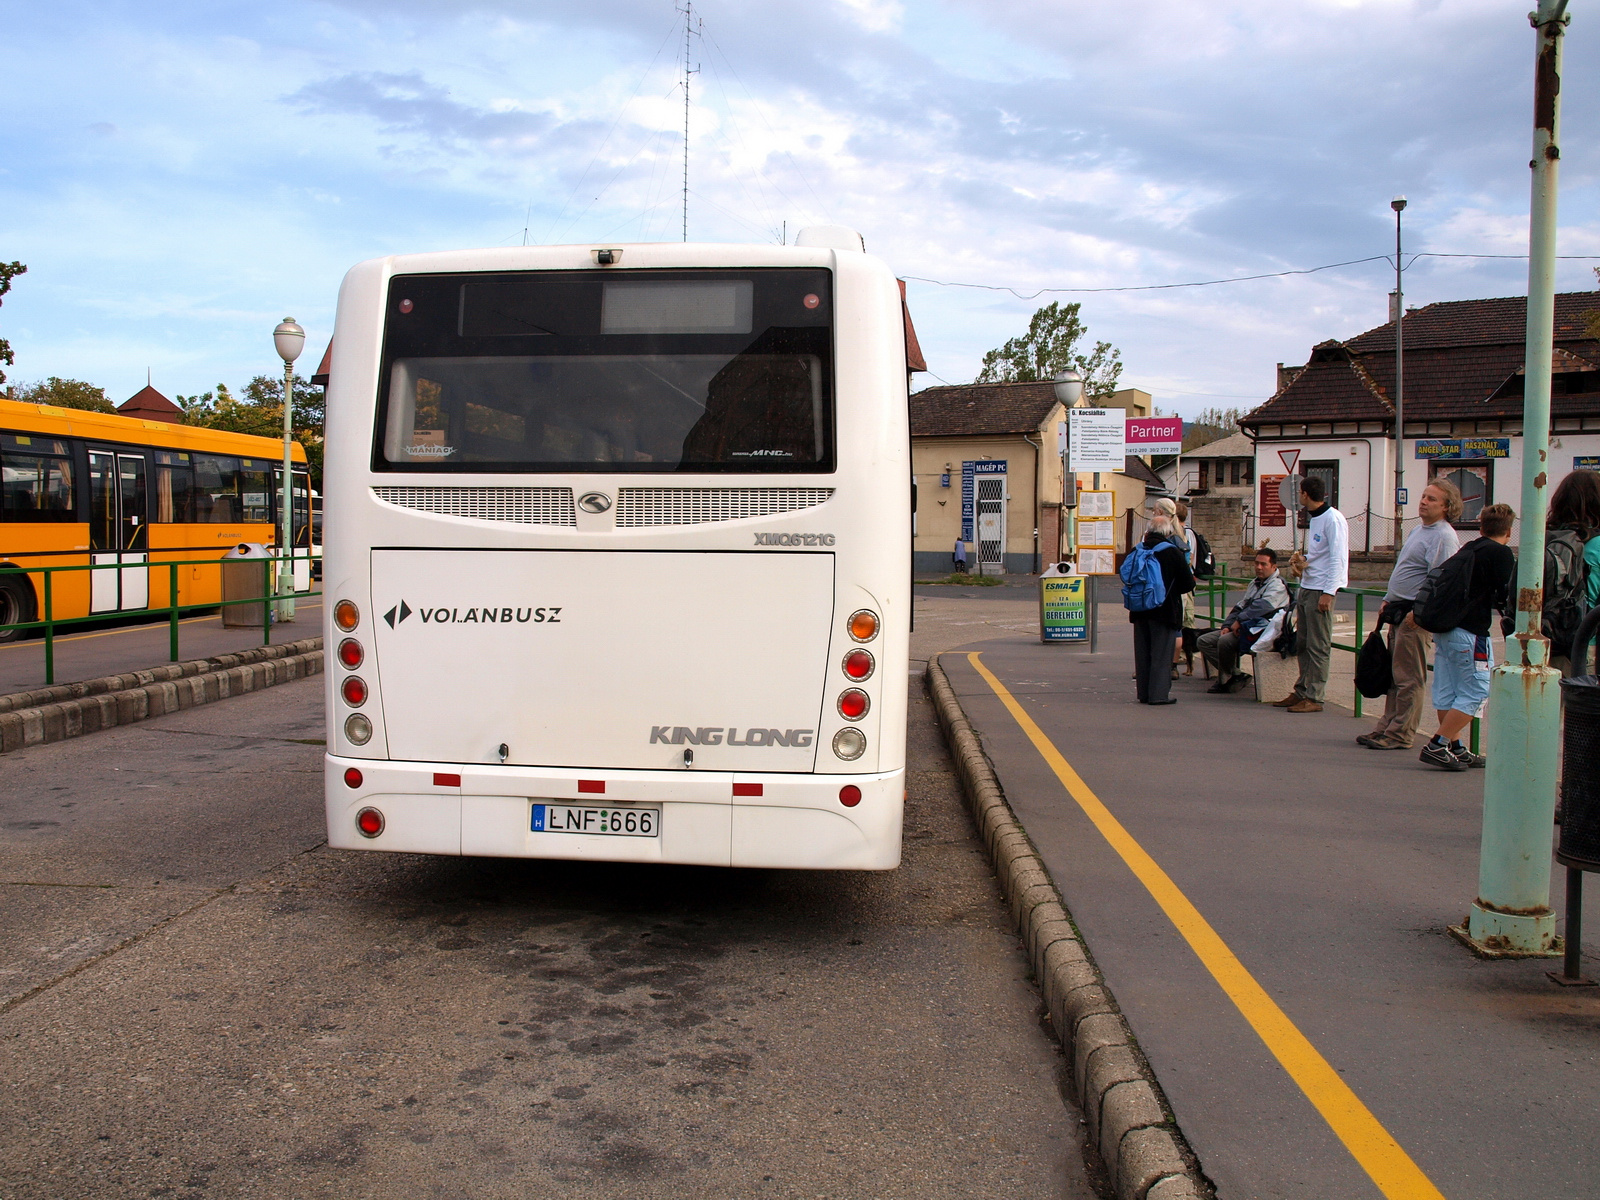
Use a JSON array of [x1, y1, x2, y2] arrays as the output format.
[[1459, 0, 1571, 957], [1391, 196, 1407, 551]]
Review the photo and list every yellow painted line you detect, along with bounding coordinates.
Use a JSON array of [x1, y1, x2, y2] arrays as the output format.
[[963, 651, 1446, 1200]]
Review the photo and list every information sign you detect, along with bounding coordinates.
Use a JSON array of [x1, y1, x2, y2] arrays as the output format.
[[1078, 548, 1117, 575], [1125, 416, 1183, 457], [1414, 437, 1511, 460], [1069, 408, 1127, 471], [1259, 474, 1287, 527], [1078, 520, 1115, 548], [1575, 456, 1600, 470], [960, 459, 1007, 542], [1077, 490, 1114, 518], [1039, 575, 1088, 643]]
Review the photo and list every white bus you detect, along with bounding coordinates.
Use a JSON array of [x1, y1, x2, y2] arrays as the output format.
[[321, 230, 910, 869]]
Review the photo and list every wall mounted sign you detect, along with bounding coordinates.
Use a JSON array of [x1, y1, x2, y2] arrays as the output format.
[[1259, 474, 1288, 527], [1415, 437, 1511, 460], [1575, 456, 1600, 470], [960, 459, 1007, 542]]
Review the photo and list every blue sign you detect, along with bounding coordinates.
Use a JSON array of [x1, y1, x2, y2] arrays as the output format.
[[1396, 487, 1409, 505], [1576, 456, 1600, 470], [960, 460, 1007, 542], [1415, 437, 1511, 460]]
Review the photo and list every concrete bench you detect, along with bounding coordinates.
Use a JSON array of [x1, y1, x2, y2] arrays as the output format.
[[1244, 646, 1299, 703]]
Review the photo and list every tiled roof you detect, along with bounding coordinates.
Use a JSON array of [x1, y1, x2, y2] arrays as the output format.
[[910, 380, 1059, 437], [117, 385, 183, 424], [1182, 432, 1255, 459], [899, 280, 926, 373], [1244, 290, 1600, 429]]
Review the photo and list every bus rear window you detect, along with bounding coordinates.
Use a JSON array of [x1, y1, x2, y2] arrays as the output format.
[[375, 269, 832, 474]]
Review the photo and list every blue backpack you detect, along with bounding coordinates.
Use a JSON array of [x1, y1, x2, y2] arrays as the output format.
[[1120, 541, 1170, 612]]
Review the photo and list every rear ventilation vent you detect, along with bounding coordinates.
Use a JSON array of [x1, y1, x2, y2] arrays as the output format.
[[614, 487, 834, 527], [371, 487, 577, 526]]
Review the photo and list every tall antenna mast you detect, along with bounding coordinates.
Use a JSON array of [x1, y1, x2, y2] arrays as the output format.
[[678, 2, 699, 242]]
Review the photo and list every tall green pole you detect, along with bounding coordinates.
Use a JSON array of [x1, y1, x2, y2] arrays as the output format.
[[272, 318, 305, 622], [1464, 0, 1570, 956]]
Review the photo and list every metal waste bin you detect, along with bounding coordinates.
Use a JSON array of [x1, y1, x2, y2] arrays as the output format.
[[221, 543, 270, 628], [1552, 607, 1600, 985]]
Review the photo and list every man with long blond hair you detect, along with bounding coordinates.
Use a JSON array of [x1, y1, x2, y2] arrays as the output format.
[[1357, 478, 1462, 750]]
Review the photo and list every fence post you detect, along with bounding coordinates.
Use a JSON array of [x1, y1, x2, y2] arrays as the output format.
[[262, 558, 273, 647], [1352, 592, 1364, 719], [169, 562, 180, 663], [43, 569, 54, 686]]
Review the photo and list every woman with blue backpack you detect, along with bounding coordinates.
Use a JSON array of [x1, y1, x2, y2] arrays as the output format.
[[1123, 497, 1196, 705]]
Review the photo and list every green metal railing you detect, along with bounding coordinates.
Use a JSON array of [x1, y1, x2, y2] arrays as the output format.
[[0, 553, 321, 685], [1195, 563, 1480, 752]]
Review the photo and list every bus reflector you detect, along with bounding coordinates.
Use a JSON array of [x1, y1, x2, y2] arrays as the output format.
[[842, 649, 874, 680], [733, 782, 763, 797], [341, 676, 368, 707], [832, 728, 866, 760], [356, 807, 384, 837], [433, 773, 461, 787], [578, 780, 605, 794], [848, 610, 879, 642], [837, 689, 869, 720], [338, 638, 363, 668], [344, 767, 363, 788], [839, 785, 862, 807], [344, 713, 372, 745], [334, 600, 360, 631]]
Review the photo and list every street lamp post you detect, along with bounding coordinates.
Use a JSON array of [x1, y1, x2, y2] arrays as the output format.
[[1391, 196, 1407, 552], [1459, 0, 1570, 958], [1053, 368, 1085, 563], [273, 318, 305, 621]]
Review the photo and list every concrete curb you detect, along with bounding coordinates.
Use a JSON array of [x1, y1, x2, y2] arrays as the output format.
[[0, 638, 323, 754], [925, 654, 1211, 1200]]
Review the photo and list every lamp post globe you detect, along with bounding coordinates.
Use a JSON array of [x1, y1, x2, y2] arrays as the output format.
[[274, 318, 305, 364], [1052, 368, 1084, 407]]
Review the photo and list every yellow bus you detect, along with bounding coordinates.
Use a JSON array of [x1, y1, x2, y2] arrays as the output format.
[[0, 398, 309, 641]]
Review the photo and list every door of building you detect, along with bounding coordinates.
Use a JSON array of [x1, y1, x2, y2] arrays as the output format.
[[975, 475, 1007, 575], [88, 450, 150, 613], [1296, 460, 1340, 529]]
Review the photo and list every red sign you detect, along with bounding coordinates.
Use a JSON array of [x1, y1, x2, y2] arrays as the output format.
[[1259, 475, 1287, 527], [1125, 416, 1184, 455], [1277, 448, 1301, 473]]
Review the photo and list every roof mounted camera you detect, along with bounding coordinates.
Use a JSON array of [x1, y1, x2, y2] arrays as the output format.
[[592, 248, 623, 266]]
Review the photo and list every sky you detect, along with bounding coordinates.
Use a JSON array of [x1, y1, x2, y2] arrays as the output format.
[[1, 0, 1598, 417]]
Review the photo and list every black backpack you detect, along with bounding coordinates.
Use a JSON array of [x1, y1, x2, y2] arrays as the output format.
[[1412, 544, 1478, 634], [1542, 528, 1592, 653], [1191, 529, 1216, 578]]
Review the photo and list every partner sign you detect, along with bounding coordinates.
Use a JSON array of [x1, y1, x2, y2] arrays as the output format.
[[1125, 415, 1183, 457]]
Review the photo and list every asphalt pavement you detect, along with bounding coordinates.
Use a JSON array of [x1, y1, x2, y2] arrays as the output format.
[[0, 611, 1095, 1199], [0, 601, 322, 695], [940, 620, 1600, 1200]]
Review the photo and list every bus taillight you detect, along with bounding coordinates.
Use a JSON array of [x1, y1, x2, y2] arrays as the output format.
[[838, 689, 869, 720], [842, 649, 874, 681], [356, 807, 385, 837], [848, 610, 879, 641], [342, 676, 368, 707], [344, 767, 364, 788], [344, 714, 372, 745], [832, 728, 866, 761], [338, 638, 363, 668], [334, 600, 360, 631]]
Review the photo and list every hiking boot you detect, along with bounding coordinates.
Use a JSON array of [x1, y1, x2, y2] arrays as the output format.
[[1226, 673, 1252, 693], [1373, 733, 1413, 750], [1286, 699, 1323, 714], [1420, 742, 1468, 771], [1451, 745, 1486, 768], [1272, 692, 1304, 707], [1355, 733, 1385, 748]]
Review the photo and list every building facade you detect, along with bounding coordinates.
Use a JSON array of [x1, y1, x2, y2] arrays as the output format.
[[1242, 290, 1600, 551]]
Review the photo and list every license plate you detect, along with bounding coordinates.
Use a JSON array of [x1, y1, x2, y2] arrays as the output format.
[[531, 803, 660, 837]]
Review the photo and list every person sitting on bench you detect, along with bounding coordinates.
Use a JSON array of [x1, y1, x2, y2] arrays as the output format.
[[1200, 548, 1290, 694]]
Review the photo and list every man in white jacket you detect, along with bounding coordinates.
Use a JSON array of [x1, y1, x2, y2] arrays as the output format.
[[1274, 476, 1349, 714]]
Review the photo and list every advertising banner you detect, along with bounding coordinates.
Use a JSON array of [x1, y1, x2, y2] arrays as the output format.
[[1259, 474, 1287, 527], [1125, 415, 1183, 457], [960, 459, 1007, 542], [1069, 408, 1127, 471], [1415, 437, 1511, 460], [1040, 575, 1088, 642]]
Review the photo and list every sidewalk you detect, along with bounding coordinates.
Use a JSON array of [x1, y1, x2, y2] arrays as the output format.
[[937, 619, 1598, 1200], [0, 600, 322, 695]]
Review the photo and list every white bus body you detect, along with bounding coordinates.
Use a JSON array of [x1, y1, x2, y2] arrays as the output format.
[[322, 237, 910, 869]]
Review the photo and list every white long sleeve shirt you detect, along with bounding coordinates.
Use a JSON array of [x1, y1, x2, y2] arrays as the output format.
[[1302, 503, 1350, 593]]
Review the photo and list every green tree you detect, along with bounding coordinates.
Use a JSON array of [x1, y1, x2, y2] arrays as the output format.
[[178, 375, 325, 489], [0, 261, 26, 386], [1183, 405, 1246, 451], [974, 301, 1123, 399], [8, 376, 115, 412]]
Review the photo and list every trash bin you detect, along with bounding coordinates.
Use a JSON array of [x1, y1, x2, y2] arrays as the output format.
[[221, 543, 271, 628]]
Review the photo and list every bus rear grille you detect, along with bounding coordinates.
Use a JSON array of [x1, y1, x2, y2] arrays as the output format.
[[372, 487, 577, 526], [614, 488, 834, 527]]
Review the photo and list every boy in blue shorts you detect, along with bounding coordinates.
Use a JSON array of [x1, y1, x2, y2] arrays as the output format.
[[1421, 503, 1517, 771]]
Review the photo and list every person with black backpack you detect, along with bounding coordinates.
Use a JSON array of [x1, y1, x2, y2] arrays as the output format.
[[1122, 498, 1195, 706], [1413, 503, 1517, 771], [1543, 469, 1600, 676]]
